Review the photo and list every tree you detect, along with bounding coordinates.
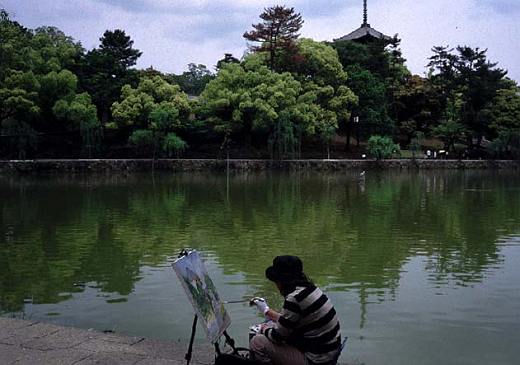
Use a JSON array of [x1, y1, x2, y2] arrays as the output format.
[[53, 93, 102, 157], [428, 46, 507, 145], [432, 95, 467, 152], [30, 26, 84, 74], [243, 5, 303, 72], [111, 76, 191, 157], [247, 38, 357, 154], [216, 53, 240, 71], [0, 10, 33, 80], [1, 11, 99, 158], [170, 63, 214, 96], [483, 84, 520, 158], [367, 135, 400, 160], [199, 61, 334, 159], [346, 66, 390, 143], [332, 37, 410, 144], [394, 75, 442, 143], [81, 29, 142, 124]]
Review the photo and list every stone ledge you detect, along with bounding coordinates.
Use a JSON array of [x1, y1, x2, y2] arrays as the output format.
[[0, 158, 519, 174]]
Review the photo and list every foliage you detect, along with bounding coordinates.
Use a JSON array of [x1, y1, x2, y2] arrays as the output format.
[[216, 53, 240, 71], [367, 135, 400, 160], [112, 76, 191, 157], [243, 5, 303, 72], [1, 7, 519, 160], [485, 86, 520, 133], [346, 65, 390, 139], [483, 85, 520, 158], [332, 38, 409, 145], [53, 92, 102, 156], [247, 38, 357, 152], [200, 61, 339, 158], [0, 119, 38, 159], [81, 29, 141, 124], [433, 120, 467, 152], [163, 132, 188, 157], [128, 129, 155, 150], [0, 71, 41, 121], [291, 39, 357, 150], [428, 46, 508, 144], [170, 63, 214, 96], [395, 75, 442, 141], [409, 131, 425, 158], [489, 130, 520, 159], [0, 11, 100, 158]]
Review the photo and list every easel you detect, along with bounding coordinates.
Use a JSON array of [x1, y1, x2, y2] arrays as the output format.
[[177, 250, 241, 365], [184, 315, 239, 365]]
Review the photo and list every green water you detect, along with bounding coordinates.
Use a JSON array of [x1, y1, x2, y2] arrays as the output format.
[[1, 171, 520, 365]]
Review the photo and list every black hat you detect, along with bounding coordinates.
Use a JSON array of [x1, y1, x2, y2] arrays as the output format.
[[265, 255, 303, 282]]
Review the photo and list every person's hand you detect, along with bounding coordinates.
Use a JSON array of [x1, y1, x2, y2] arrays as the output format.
[[250, 297, 270, 315], [259, 323, 270, 334]]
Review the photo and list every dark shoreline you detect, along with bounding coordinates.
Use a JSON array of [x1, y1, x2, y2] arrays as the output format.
[[0, 158, 519, 174]]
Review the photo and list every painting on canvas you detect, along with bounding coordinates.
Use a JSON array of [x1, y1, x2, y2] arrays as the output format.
[[173, 250, 231, 343]]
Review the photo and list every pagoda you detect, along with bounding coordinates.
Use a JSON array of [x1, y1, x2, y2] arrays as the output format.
[[334, 0, 391, 44]]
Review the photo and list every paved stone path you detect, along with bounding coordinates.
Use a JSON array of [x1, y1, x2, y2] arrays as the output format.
[[0, 318, 354, 365], [0, 317, 214, 365]]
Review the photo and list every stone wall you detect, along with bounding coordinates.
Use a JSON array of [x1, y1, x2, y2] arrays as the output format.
[[0, 159, 519, 174]]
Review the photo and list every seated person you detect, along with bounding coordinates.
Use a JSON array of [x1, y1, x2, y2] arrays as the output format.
[[249, 255, 341, 365]]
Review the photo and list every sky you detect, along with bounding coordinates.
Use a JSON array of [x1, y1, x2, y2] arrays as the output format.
[[2, 0, 520, 82]]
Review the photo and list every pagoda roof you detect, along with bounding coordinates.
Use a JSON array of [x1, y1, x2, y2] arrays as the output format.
[[334, 23, 391, 43]]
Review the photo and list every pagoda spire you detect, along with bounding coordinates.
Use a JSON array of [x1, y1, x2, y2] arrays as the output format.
[[334, 0, 391, 43], [363, 0, 368, 26]]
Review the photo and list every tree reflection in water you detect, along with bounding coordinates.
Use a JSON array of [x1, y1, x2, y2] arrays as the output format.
[[1, 171, 519, 330]]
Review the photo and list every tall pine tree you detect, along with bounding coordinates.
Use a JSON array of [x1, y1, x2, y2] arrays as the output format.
[[243, 6, 303, 72]]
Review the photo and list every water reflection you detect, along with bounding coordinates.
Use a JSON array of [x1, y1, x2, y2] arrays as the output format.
[[1, 171, 519, 329]]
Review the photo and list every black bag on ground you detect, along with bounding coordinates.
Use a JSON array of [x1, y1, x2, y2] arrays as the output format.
[[215, 351, 256, 365], [215, 353, 256, 365]]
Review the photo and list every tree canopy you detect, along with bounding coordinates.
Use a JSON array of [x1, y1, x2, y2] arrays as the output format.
[[0, 7, 518, 160]]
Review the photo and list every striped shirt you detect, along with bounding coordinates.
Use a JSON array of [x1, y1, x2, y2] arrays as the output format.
[[264, 285, 341, 364]]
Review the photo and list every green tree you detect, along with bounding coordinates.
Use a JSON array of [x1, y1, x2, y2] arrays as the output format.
[[431, 93, 467, 152], [216, 53, 240, 71], [199, 61, 334, 159], [428, 46, 507, 145], [170, 63, 214, 96], [347, 66, 390, 141], [367, 135, 400, 160], [81, 29, 142, 124], [395, 75, 443, 143], [111, 76, 191, 157], [243, 5, 303, 72], [483, 84, 520, 158], [332, 38, 409, 144], [288, 39, 357, 154], [1, 11, 100, 158], [53, 93, 102, 157], [0, 10, 33, 80]]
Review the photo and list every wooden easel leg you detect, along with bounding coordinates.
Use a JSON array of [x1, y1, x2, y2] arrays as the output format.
[[185, 315, 198, 365]]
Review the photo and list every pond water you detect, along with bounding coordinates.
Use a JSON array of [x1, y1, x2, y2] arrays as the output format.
[[1, 171, 520, 365]]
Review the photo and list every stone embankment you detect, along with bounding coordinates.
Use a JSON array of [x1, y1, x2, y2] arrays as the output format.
[[0, 159, 519, 174], [0, 317, 213, 365]]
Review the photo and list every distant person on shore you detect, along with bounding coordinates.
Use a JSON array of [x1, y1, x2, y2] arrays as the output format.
[[249, 256, 342, 365]]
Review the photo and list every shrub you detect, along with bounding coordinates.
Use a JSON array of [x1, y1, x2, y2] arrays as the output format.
[[162, 133, 187, 157], [367, 135, 400, 160]]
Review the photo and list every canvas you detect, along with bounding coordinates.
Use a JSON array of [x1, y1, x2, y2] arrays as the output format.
[[173, 250, 231, 343]]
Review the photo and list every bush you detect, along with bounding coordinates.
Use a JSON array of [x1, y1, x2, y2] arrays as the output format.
[[367, 135, 400, 160], [162, 133, 187, 157]]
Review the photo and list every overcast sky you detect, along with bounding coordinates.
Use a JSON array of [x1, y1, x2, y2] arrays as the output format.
[[3, 0, 519, 82]]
